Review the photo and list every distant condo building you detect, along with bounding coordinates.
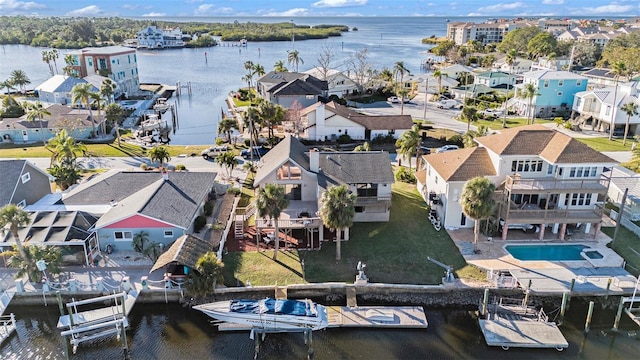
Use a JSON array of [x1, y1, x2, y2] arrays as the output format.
[[137, 26, 186, 49], [67, 46, 140, 96], [447, 19, 576, 46]]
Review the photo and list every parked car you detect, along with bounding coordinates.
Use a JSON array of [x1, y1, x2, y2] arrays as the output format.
[[481, 108, 503, 118], [420, 145, 431, 154], [435, 145, 459, 153], [387, 96, 399, 103], [499, 219, 540, 233], [241, 146, 269, 159], [437, 99, 460, 109], [201, 145, 229, 159]]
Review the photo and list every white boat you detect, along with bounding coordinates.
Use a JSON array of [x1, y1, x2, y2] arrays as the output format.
[[194, 298, 329, 332], [153, 97, 169, 112]]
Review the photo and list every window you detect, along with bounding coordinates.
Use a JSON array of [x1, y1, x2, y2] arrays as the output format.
[[547, 164, 555, 175], [356, 183, 378, 198], [605, 106, 611, 116], [511, 160, 543, 173], [544, 80, 550, 88], [114, 231, 133, 241], [568, 193, 592, 206], [460, 213, 466, 226], [17, 200, 26, 208], [355, 206, 364, 213], [21, 172, 31, 183], [164, 230, 173, 238], [276, 161, 302, 180]]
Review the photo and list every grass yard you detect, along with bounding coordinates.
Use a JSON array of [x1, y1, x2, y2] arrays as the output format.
[[458, 117, 553, 131], [577, 137, 635, 152], [601, 226, 640, 276], [221, 181, 482, 286]]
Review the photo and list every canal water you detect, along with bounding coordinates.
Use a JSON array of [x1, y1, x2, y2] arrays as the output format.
[[1, 298, 639, 359]]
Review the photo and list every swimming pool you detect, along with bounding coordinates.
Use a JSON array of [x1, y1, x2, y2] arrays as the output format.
[[505, 244, 590, 261]]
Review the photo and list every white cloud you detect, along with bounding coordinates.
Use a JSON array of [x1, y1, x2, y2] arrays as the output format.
[[66, 5, 102, 16], [312, 0, 368, 8], [217, 7, 233, 14], [542, 0, 564, 4], [263, 8, 309, 16], [142, 12, 166, 17], [0, 0, 45, 12], [475, 2, 526, 13], [195, 4, 214, 14], [575, 4, 636, 15]]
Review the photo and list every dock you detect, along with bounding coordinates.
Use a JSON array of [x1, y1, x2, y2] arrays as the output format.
[[57, 290, 138, 329], [0, 314, 16, 345]]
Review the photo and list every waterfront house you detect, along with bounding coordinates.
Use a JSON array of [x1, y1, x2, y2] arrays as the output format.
[[0, 104, 104, 144], [0, 159, 52, 207], [57, 170, 217, 252], [572, 81, 640, 134], [253, 135, 394, 230], [67, 46, 140, 97], [512, 70, 588, 119], [256, 71, 328, 108], [416, 125, 615, 240], [303, 67, 358, 98], [439, 64, 474, 79], [473, 71, 515, 89], [579, 68, 635, 89], [296, 101, 412, 141], [137, 26, 185, 49], [605, 166, 640, 221], [494, 56, 533, 74], [34, 75, 94, 105]]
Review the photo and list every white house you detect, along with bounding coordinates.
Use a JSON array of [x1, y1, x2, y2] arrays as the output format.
[[35, 75, 93, 105], [416, 125, 615, 240], [573, 81, 640, 134], [298, 101, 413, 142], [304, 67, 358, 98]]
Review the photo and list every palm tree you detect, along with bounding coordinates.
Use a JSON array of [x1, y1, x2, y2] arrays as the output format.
[[0, 204, 32, 274], [50, 49, 59, 74], [0, 79, 15, 95], [461, 105, 479, 132], [47, 128, 87, 167], [463, 125, 490, 148], [256, 184, 289, 260], [287, 49, 304, 72], [9, 70, 30, 94], [243, 60, 255, 88], [2, 244, 62, 282], [393, 61, 410, 114], [63, 54, 77, 77], [622, 102, 639, 146], [503, 49, 517, 128], [460, 176, 496, 253], [258, 100, 286, 140], [71, 83, 98, 138], [319, 184, 356, 261], [148, 146, 171, 169], [520, 83, 539, 124], [608, 62, 629, 140], [395, 124, 421, 170], [41, 50, 54, 76], [433, 69, 446, 95], [91, 92, 106, 136], [100, 79, 117, 104], [186, 251, 224, 296], [132, 231, 150, 254], [215, 151, 238, 179], [24, 101, 51, 146], [105, 103, 124, 145], [217, 117, 238, 143], [274, 60, 288, 72]]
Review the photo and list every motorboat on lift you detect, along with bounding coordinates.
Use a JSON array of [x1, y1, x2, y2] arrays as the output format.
[[153, 97, 169, 112], [193, 298, 329, 332]]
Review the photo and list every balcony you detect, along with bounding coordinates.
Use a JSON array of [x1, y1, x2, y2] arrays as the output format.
[[499, 203, 604, 225], [356, 195, 392, 206], [505, 175, 608, 194]]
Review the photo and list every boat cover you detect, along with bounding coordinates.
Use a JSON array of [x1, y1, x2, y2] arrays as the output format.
[[230, 298, 316, 317]]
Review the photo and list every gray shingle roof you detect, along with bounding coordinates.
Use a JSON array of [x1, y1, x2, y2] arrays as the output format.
[[318, 151, 394, 184], [62, 171, 163, 205], [254, 136, 310, 185], [0, 160, 26, 205], [87, 172, 216, 229]]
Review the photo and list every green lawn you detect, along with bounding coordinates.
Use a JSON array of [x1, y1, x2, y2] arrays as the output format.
[[577, 137, 635, 152], [0, 142, 211, 159], [601, 226, 640, 276], [222, 181, 483, 286], [458, 117, 553, 130]]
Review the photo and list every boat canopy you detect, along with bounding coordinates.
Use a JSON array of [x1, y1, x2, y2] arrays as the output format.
[[230, 298, 316, 317]]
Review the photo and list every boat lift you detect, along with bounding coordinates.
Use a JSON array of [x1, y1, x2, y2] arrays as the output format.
[[427, 256, 455, 283]]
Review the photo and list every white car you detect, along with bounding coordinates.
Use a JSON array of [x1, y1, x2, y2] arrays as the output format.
[[387, 96, 400, 103], [435, 145, 459, 153], [201, 145, 229, 159], [499, 219, 540, 233], [481, 108, 503, 118]]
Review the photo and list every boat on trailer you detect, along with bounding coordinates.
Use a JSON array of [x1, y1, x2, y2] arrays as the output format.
[[194, 298, 329, 332]]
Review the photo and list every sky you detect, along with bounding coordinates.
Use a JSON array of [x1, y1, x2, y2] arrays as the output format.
[[0, 0, 638, 18]]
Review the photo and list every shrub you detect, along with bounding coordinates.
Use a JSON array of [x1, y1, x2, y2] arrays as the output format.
[[395, 167, 416, 183], [447, 134, 464, 147], [140, 163, 148, 170], [337, 134, 352, 144], [227, 187, 241, 196], [175, 164, 187, 171], [204, 201, 214, 216], [372, 134, 394, 144], [215, 138, 225, 145], [194, 215, 207, 232]]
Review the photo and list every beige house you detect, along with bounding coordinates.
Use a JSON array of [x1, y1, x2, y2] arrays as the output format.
[[416, 125, 615, 240], [304, 67, 358, 98]]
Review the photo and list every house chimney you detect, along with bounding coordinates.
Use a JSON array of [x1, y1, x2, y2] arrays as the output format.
[[161, 168, 169, 181], [309, 148, 320, 172]]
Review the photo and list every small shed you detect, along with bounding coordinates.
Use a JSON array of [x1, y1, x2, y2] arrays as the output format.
[[150, 234, 212, 278]]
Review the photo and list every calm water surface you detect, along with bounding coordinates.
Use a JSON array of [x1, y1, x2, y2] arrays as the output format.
[[1, 299, 639, 359]]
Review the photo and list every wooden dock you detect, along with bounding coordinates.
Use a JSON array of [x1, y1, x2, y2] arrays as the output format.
[[478, 319, 568, 351], [0, 314, 16, 345], [0, 290, 15, 316], [57, 290, 138, 329], [218, 306, 428, 331]]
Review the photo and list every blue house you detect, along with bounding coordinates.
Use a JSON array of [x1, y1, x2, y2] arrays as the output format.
[[59, 170, 218, 252], [514, 70, 588, 119]]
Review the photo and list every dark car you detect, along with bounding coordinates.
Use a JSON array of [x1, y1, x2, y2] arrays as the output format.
[[241, 146, 269, 159]]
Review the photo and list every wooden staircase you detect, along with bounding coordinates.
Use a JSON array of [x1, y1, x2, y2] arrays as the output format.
[[234, 202, 257, 239]]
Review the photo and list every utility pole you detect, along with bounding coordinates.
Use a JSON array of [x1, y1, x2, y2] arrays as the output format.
[[612, 187, 628, 247], [423, 77, 429, 120]]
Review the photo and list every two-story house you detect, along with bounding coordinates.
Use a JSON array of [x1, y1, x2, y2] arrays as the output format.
[[303, 67, 358, 98], [416, 125, 615, 240], [298, 101, 413, 142], [256, 71, 328, 109], [68, 46, 140, 97], [252, 136, 394, 243], [474, 71, 515, 89], [0, 159, 52, 207], [513, 70, 588, 119], [572, 81, 640, 134], [137, 26, 185, 49]]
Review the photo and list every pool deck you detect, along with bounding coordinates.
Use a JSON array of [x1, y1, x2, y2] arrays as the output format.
[[447, 223, 637, 295]]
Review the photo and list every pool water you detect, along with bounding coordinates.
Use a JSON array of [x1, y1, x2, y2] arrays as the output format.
[[584, 250, 604, 259], [505, 244, 588, 261]]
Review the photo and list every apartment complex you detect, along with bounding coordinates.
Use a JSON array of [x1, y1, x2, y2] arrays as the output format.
[[447, 19, 575, 46]]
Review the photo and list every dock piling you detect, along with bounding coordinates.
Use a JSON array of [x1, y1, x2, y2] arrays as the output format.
[[482, 288, 489, 317], [585, 301, 595, 333], [559, 291, 569, 325], [612, 296, 625, 331]]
